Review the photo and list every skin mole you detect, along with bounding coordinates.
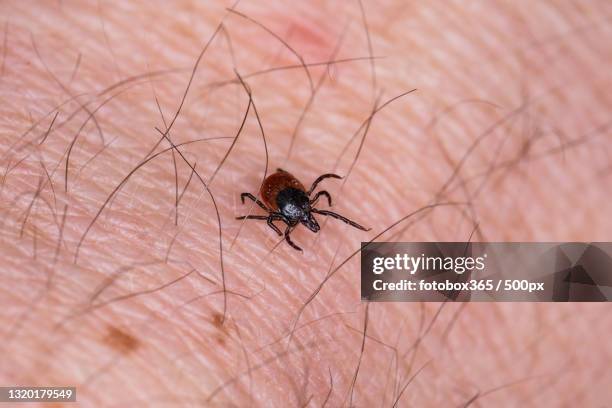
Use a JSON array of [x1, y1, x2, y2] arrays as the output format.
[[237, 168, 370, 251], [103, 326, 140, 354]]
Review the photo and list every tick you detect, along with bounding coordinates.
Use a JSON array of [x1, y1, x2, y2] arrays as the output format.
[[237, 168, 370, 251]]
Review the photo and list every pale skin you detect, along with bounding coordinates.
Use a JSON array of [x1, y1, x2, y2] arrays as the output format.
[[1, 0, 611, 406]]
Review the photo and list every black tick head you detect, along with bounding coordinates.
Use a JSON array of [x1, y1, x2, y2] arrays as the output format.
[[301, 212, 320, 233]]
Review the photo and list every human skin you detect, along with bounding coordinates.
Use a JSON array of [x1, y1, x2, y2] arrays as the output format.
[[1, 0, 611, 406]]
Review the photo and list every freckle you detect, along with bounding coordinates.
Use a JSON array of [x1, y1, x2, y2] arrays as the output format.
[[103, 326, 140, 354], [211, 312, 224, 329], [211, 313, 229, 345]]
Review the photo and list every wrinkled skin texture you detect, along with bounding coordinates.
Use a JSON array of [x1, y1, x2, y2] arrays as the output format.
[[1, 1, 612, 406]]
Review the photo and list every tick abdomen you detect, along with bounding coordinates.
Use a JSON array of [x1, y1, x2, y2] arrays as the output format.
[[260, 169, 306, 211]]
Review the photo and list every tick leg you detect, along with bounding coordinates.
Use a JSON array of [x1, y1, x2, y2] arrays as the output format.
[[236, 215, 269, 221], [237, 213, 284, 237], [266, 214, 283, 236], [308, 173, 342, 195], [284, 225, 302, 251], [240, 192, 269, 211], [311, 208, 371, 231], [310, 190, 332, 207]]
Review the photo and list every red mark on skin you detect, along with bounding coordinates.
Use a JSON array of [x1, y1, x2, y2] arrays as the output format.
[[267, 5, 344, 62], [287, 20, 335, 61]]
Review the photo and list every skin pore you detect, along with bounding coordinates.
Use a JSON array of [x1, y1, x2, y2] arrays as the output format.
[[1, 0, 611, 406]]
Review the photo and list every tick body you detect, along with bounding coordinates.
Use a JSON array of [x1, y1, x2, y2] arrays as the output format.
[[237, 168, 370, 251]]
